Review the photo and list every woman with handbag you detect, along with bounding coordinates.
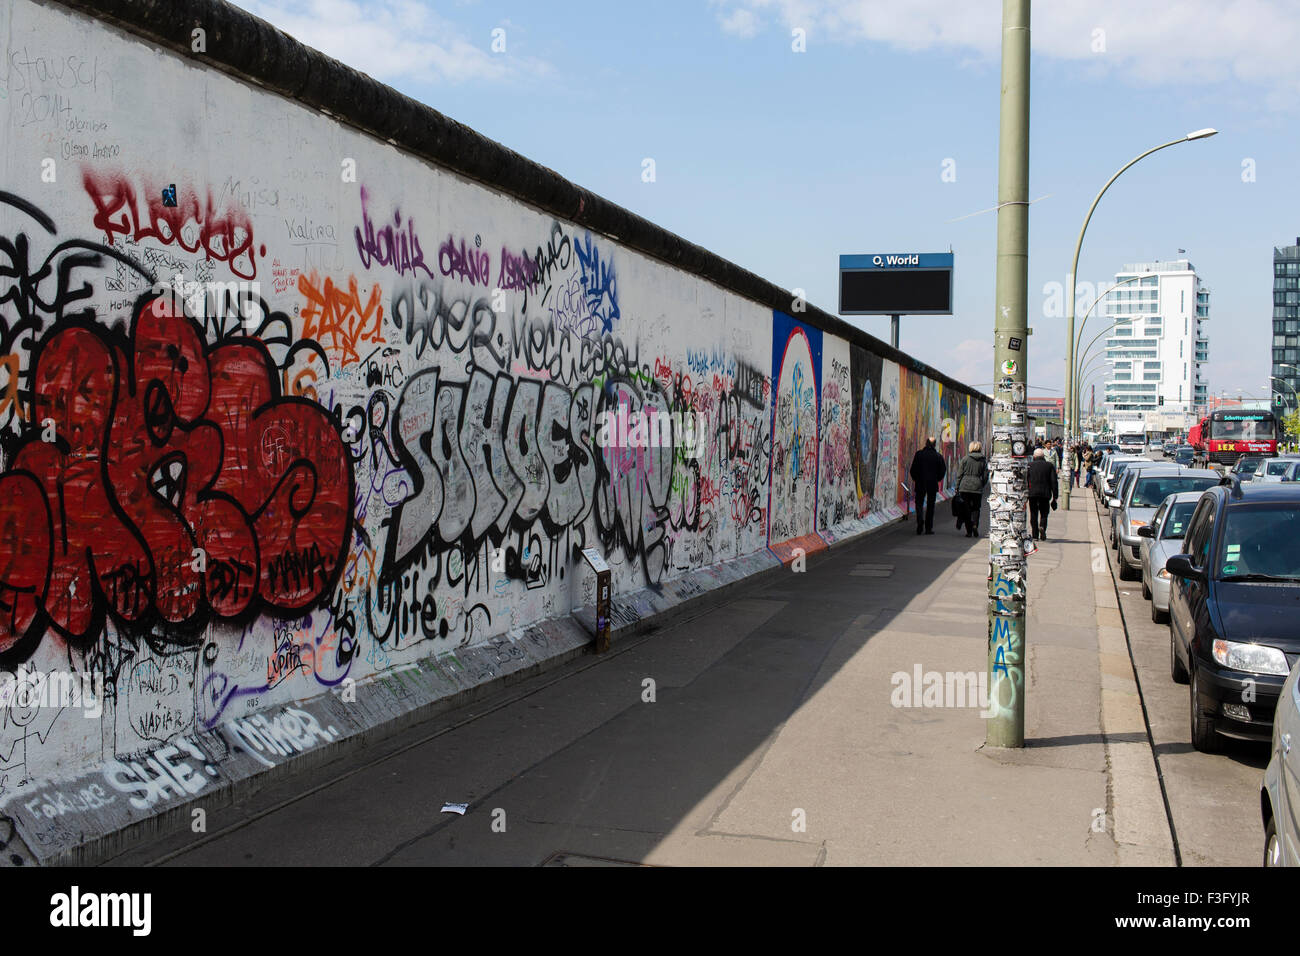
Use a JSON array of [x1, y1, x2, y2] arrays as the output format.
[[954, 441, 989, 537]]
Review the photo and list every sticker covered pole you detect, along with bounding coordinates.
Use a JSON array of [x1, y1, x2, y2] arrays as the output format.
[[987, 0, 1030, 748]]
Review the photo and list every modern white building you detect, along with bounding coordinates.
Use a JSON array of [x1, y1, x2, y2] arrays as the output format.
[[1103, 258, 1209, 437]]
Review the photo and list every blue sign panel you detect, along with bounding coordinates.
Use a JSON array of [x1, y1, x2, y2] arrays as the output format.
[[839, 252, 954, 316], [839, 253, 954, 271]]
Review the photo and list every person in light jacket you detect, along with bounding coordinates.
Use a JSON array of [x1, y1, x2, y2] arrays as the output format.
[[954, 441, 989, 537]]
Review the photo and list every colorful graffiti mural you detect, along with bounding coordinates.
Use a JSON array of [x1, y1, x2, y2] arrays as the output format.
[[0, 0, 988, 836]]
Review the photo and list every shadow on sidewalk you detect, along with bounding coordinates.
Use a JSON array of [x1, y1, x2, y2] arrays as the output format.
[[124, 512, 1018, 867]]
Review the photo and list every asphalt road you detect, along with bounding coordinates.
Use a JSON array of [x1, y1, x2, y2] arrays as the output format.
[[1090, 451, 1269, 867]]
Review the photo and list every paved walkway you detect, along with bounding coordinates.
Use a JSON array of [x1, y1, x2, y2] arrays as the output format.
[[113, 497, 1173, 866]]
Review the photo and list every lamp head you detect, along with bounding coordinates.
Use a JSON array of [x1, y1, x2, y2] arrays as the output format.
[[1185, 128, 1218, 141]]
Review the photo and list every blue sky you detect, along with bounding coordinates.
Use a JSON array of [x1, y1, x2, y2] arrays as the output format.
[[235, 0, 1300, 404]]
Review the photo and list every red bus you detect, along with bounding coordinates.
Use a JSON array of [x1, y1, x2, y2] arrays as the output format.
[[1189, 409, 1279, 466]]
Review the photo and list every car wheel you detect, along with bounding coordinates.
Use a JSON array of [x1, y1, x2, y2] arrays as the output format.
[[1141, 574, 1151, 599], [1189, 665, 1221, 753], [1118, 559, 1137, 581], [1151, 601, 1168, 625], [1170, 627, 1188, 683], [1265, 818, 1282, 867]]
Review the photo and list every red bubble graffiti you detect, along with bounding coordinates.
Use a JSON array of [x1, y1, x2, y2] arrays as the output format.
[[81, 169, 260, 280], [0, 296, 354, 663]]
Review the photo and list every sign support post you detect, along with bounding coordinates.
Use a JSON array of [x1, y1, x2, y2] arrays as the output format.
[[838, 253, 954, 334]]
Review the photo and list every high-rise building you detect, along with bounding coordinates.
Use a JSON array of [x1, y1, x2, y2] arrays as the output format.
[[1103, 258, 1209, 437], [1272, 239, 1300, 414], [1026, 396, 1064, 418]]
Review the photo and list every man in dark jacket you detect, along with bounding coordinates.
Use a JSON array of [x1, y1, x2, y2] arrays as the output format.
[[908, 436, 947, 534], [1026, 447, 1059, 540], [955, 441, 989, 537]]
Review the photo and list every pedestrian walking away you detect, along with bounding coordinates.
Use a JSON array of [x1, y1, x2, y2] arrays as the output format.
[[908, 436, 947, 535], [1026, 447, 1059, 540], [954, 441, 989, 537]]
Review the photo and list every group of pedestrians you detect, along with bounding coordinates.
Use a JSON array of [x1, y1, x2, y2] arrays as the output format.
[[907, 435, 1063, 541], [908, 437, 987, 537], [1070, 442, 1098, 488]]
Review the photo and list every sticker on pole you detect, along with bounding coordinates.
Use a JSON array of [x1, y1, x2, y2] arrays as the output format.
[[1001, 359, 1018, 375]]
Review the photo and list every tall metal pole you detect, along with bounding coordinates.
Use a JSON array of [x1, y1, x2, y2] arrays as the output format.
[[987, 0, 1030, 749]]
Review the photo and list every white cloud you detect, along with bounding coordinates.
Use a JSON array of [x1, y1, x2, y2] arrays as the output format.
[[236, 0, 551, 86], [712, 0, 1300, 107], [719, 7, 762, 38]]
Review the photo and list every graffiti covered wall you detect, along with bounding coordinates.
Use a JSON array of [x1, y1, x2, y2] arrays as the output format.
[[0, 0, 988, 852]]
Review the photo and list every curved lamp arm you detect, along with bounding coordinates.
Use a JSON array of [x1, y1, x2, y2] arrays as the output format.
[[1063, 130, 1217, 447]]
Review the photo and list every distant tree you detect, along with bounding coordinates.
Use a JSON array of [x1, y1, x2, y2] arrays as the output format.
[[1284, 408, 1300, 452]]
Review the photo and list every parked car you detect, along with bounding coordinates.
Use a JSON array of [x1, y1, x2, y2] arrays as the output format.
[[1262, 658, 1300, 866], [1166, 480, 1300, 752], [1230, 455, 1267, 480], [1094, 451, 1120, 500], [1250, 454, 1300, 484], [1116, 469, 1220, 580], [1098, 455, 1142, 503], [1139, 492, 1203, 623], [1107, 461, 1185, 550]]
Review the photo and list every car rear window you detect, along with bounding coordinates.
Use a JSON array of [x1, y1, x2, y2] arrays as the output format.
[[1218, 506, 1300, 580], [1131, 476, 1218, 508], [1237, 459, 1262, 476], [1159, 501, 1198, 540], [1265, 460, 1291, 476]]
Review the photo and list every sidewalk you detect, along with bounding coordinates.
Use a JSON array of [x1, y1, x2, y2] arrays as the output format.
[[657, 495, 1174, 865], [112, 498, 1176, 867]]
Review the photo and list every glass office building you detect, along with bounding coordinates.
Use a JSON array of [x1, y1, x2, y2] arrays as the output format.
[[1274, 239, 1300, 414]]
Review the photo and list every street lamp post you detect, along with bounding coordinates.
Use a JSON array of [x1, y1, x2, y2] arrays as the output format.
[[1270, 376, 1298, 451], [1072, 312, 1149, 432], [1278, 364, 1300, 416], [1061, 128, 1218, 507], [1269, 376, 1297, 406], [1070, 273, 1158, 438]]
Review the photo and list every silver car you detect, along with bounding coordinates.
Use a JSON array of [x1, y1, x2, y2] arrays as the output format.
[[1107, 462, 1189, 551], [1263, 658, 1300, 866], [1115, 468, 1220, 580], [1098, 455, 1142, 504], [1252, 455, 1300, 484], [1137, 491, 1203, 622]]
